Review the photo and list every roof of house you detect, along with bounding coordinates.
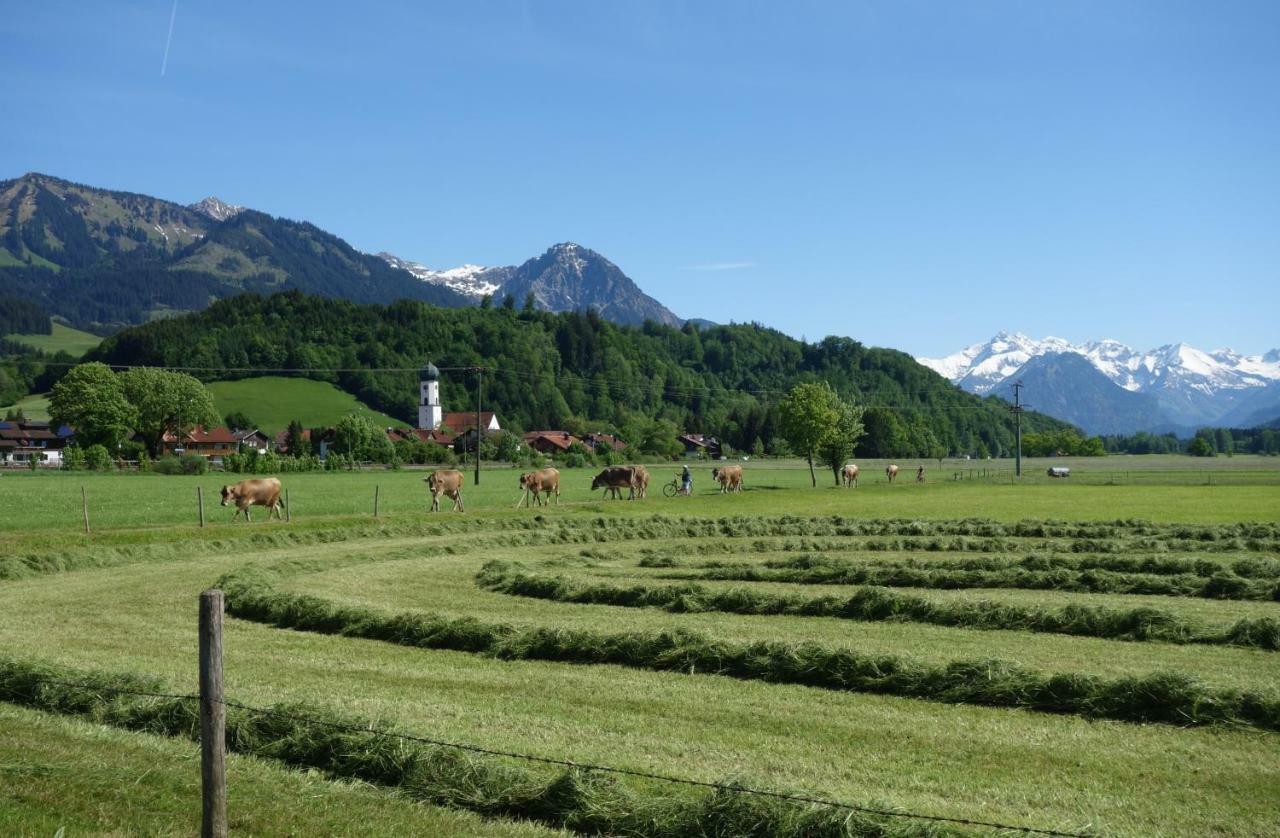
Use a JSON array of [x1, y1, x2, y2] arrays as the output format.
[[522, 430, 582, 451], [440, 412, 497, 433], [165, 425, 239, 445], [387, 427, 455, 446], [678, 433, 718, 447], [0, 427, 59, 441], [584, 432, 626, 450], [233, 429, 270, 441]]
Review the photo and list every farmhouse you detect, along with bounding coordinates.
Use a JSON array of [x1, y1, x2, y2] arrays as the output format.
[[0, 420, 74, 467], [678, 432, 722, 459], [233, 428, 272, 453], [161, 425, 239, 459], [523, 430, 582, 454], [583, 432, 626, 453]]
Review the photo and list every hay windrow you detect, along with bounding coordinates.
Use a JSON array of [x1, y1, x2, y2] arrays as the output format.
[[219, 564, 1280, 732], [476, 561, 1280, 650]]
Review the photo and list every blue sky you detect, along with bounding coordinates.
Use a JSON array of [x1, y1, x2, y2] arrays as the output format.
[[2, 1, 1277, 357]]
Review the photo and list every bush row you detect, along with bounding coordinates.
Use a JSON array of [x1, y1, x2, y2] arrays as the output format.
[[0, 655, 931, 838], [679, 557, 1280, 602], [476, 562, 1280, 650], [219, 567, 1280, 732]]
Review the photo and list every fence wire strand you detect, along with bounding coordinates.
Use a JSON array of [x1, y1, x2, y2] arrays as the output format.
[[27, 678, 1093, 837]]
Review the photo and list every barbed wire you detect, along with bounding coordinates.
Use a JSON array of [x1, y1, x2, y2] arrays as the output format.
[[29, 677, 1093, 837]]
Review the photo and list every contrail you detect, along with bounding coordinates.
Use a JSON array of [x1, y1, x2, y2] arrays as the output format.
[[160, 0, 179, 76]]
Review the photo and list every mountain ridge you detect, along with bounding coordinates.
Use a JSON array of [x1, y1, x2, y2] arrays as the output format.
[[921, 332, 1280, 430]]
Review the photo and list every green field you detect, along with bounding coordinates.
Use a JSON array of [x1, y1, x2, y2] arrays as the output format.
[[0, 391, 50, 421], [1, 463, 1278, 836], [3, 320, 102, 356], [206, 375, 410, 434]]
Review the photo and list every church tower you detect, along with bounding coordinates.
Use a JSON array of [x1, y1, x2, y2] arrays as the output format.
[[418, 363, 443, 430]]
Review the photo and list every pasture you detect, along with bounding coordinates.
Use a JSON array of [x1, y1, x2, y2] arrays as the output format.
[[205, 376, 410, 434], [1, 459, 1278, 836], [3, 320, 103, 356]]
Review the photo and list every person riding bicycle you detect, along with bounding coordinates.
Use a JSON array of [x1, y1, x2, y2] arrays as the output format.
[[681, 464, 692, 495]]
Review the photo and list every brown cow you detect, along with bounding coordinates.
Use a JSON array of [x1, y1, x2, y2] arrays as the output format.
[[886, 464, 900, 483], [424, 469, 465, 512], [592, 466, 637, 499], [220, 477, 284, 522], [841, 463, 860, 488], [519, 467, 561, 506], [712, 465, 743, 493], [630, 464, 650, 499]]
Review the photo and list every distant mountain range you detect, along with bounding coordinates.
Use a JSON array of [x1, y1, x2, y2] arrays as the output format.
[[378, 244, 683, 327], [921, 332, 1280, 433], [0, 172, 684, 332]]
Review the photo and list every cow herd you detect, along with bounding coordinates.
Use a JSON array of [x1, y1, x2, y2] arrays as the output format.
[[216, 460, 915, 520]]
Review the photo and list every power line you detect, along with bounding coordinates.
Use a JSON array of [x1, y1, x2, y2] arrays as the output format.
[[29, 677, 1092, 837]]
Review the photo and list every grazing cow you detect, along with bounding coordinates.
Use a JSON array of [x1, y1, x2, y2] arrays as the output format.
[[424, 469, 465, 512], [1047, 466, 1071, 478], [220, 477, 284, 522], [519, 467, 561, 506], [630, 464, 650, 499], [885, 464, 900, 483], [841, 463, 860, 488], [711, 465, 744, 493], [592, 466, 638, 499]]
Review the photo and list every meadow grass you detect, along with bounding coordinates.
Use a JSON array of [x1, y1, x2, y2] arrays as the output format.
[[2, 468, 1279, 835], [0, 704, 564, 837], [3, 321, 102, 356], [206, 376, 410, 434]]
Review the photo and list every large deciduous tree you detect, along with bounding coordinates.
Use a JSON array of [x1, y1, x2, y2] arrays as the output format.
[[816, 399, 866, 485], [49, 362, 137, 449], [779, 381, 849, 487], [119, 367, 218, 457]]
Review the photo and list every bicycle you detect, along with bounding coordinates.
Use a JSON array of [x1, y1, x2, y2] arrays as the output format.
[[662, 474, 692, 497]]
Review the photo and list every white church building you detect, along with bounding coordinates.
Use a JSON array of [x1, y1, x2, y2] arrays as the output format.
[[417, 364, 501, 435]]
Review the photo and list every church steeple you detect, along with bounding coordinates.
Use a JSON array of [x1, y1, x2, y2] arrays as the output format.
[[418, 364, 443, 429]]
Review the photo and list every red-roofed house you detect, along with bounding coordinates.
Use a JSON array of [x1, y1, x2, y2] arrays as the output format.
[[162, 425, 239, 459], [583, 432, 626, 453], [523, 431, 582, 455], [387, 427, 455, 448]]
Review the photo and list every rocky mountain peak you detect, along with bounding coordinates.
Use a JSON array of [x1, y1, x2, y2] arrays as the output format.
[[189, 196, 244, 222]]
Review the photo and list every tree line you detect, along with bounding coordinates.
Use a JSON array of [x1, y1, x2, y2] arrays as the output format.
[[86, 291, 1069, 459]]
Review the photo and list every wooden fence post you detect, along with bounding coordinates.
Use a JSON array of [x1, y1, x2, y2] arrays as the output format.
[[198, 486, 205, 528], [199, 589, 227, 838], [285, 488, 291, 522], [374, 484, 380, 518], [81, 486, 90, 534]]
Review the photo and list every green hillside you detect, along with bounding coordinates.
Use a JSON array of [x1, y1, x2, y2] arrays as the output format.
[[5, 321, 102, 356], [207, 376, 409, 435], [0, 391, 50, 421]]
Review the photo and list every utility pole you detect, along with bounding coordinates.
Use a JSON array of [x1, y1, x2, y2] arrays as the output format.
[[1009, 381, 1027, 478], [474, 366, 484, 485]]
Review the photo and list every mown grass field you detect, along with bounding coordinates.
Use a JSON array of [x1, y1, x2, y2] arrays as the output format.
[[2, 460, 1278, 836], [3, 321, 102, 356], [206, 376, 410, 434]]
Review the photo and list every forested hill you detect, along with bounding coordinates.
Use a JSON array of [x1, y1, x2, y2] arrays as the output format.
[[90, 291, 1070, 457], [0, 173, 466, 332]]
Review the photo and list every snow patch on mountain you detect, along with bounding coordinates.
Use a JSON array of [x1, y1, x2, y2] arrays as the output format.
[[378, 253, 506, 299]]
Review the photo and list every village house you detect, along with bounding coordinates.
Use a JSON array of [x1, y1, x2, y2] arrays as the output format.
[[583, 432, 626, 454], [522, 430, 583, 455], [678, 433, 722, 459], [161, 425, 239, 460], [386, 427, 455, 448], [0, 420, 74, 467], [234, 428, 272, 454]]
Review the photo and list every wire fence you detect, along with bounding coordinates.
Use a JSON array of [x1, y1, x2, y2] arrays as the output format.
[[30, 677, 1093, 838]]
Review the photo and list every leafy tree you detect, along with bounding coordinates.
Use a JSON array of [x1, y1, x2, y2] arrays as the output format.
[[334, 413, 381, 459], [778, 382, 841, 486], [119, 367, 218, 457], [1187, 435, 1215, 457], [224, 411, 254, 431], [284, 419, 306, 455], [49, 362, 136, 449], [84, 443, 113, 471], [816, 399, 866, 485]]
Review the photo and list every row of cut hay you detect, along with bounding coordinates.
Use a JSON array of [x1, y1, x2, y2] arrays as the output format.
[[674, 557, 1280, 602], [766, 553, 1280, 580], [219, 566, 1280, 731], [0, 654, 944, 838], [475, 562, 1280, 650]]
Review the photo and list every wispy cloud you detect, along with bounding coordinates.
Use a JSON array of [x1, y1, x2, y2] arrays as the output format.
[[680, 261, 756, 272]]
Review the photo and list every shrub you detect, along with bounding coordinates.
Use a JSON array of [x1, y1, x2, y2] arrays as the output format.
[[61, 444, 87, 471], [84, 444, 113, 471]]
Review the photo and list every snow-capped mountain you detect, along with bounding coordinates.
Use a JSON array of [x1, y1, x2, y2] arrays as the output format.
[[377, 253, 512, 299], [188, 196, 243, 222], [379, 243, 683, 327], [920, 332, 1280, 430]]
